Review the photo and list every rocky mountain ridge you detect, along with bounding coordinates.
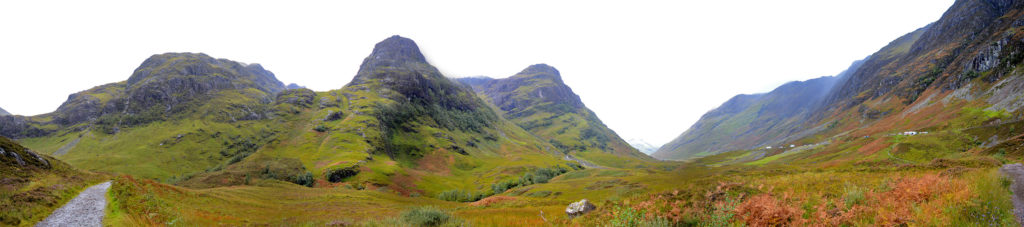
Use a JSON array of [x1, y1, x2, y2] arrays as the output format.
[[458, 64, 651, 166], [657, 0, 1024, 160]]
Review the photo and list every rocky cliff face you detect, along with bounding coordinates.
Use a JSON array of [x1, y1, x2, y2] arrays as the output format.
[[458, 64, 651, 163], [344, 35, 511, 159], [123, 53, 284, 114], [657, 0, 1024, 160]]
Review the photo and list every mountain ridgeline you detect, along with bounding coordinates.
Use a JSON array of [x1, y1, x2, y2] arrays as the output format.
[[654, 60, 861, 160], [657, 0, 1024, 160], [0, 35, 646, 197], [458, 64, 650, 166]]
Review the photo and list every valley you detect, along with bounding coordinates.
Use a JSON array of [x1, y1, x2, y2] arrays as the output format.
[[4, 0, 1024, 226]]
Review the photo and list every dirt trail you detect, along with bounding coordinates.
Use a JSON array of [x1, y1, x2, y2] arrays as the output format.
[[36, 181, 111, 227], [1000, 163, 1024, 224], [563, 155, 604, 169]]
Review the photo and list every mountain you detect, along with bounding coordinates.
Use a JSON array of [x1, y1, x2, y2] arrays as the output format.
[[7, 36, 581, 201], [285, 83, 305, 89], [0, 107, 8, 116], [458, 64, 652, 167], [653, 64, 855, 160], [656, 0, 1024, 160], [2, 53, 289, 180], [176, 36, 579, 197], [0, 136, 105, 225], [626, 138, 660, 155]]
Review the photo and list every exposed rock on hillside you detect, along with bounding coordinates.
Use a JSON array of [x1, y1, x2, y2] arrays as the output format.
[[658, 0, 1024, 160], [458, 64, 650, 164], [0, 53, 286, 138]]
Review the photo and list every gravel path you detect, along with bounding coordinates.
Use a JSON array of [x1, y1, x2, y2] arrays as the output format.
[[36, 181, 111, 227], [1000, 164, 1024, 224]]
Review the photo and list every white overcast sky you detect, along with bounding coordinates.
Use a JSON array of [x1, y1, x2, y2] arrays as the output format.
[[0, 0, 954, 146]]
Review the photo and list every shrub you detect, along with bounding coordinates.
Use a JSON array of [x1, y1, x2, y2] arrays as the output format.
[[291, 171, 314, 187], [400, 207, 451, 227], [843, 183, 865, 208], [735, 194, 800, 226], [325, 165, 360, 182], [313, 125, 328, 132], [437, 189, 487, 202]]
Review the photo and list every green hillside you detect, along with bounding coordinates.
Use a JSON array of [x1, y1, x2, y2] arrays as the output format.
[[0, 136, 106, 226], [458, 64, 652, 168]]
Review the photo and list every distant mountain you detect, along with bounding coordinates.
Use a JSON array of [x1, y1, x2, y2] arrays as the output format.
[[653, 69, 852, 160], [626, 138, 660, 155], [458, 64, 652, 167], [286, 83, 305, 89], [656, 0, 1024, 160]]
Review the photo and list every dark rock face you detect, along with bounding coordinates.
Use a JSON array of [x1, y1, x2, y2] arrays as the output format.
[[0, 115, 52, 138], [659, 0, 1024, 160], [468, 64, 585, 114], [53, 83, 124, 126], [351, 35, 493, 120], [326, 165, 360, 182], [124, 53, 284, 114], [826, 0, 1024, 110], [350, 36, 476, 108], [0, 53, 286, 139], [0, 136, 51, 169], [364, 35, 427, 65]]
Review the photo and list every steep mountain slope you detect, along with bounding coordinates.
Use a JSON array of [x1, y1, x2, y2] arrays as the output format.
[[0, 107, 9, 116], [7, 53, 289, 180], [178, 36, 573, 198], [654, 73, 844, 160], [657, 0, 1024, 160], [458, 64, 652, 167], [0, 136, 105, 226], [8, 36, 573, 200]]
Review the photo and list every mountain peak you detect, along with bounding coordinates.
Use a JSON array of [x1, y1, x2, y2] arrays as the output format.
[[518, 64, 560, 76], [368, 35, 426, 63], [512, 64, 566, 85]]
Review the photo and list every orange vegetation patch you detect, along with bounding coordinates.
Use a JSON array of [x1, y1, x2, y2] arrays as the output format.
[[389, 173, 423, 196], [469, 196, 517, 207], [857, 138, 890, 155], [869, 174, 967, 225], [416, 149, 452, 175], [736, 193, 802, 226]]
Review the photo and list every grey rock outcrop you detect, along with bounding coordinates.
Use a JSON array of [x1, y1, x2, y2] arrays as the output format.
[[565, 199, 596, 218]]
